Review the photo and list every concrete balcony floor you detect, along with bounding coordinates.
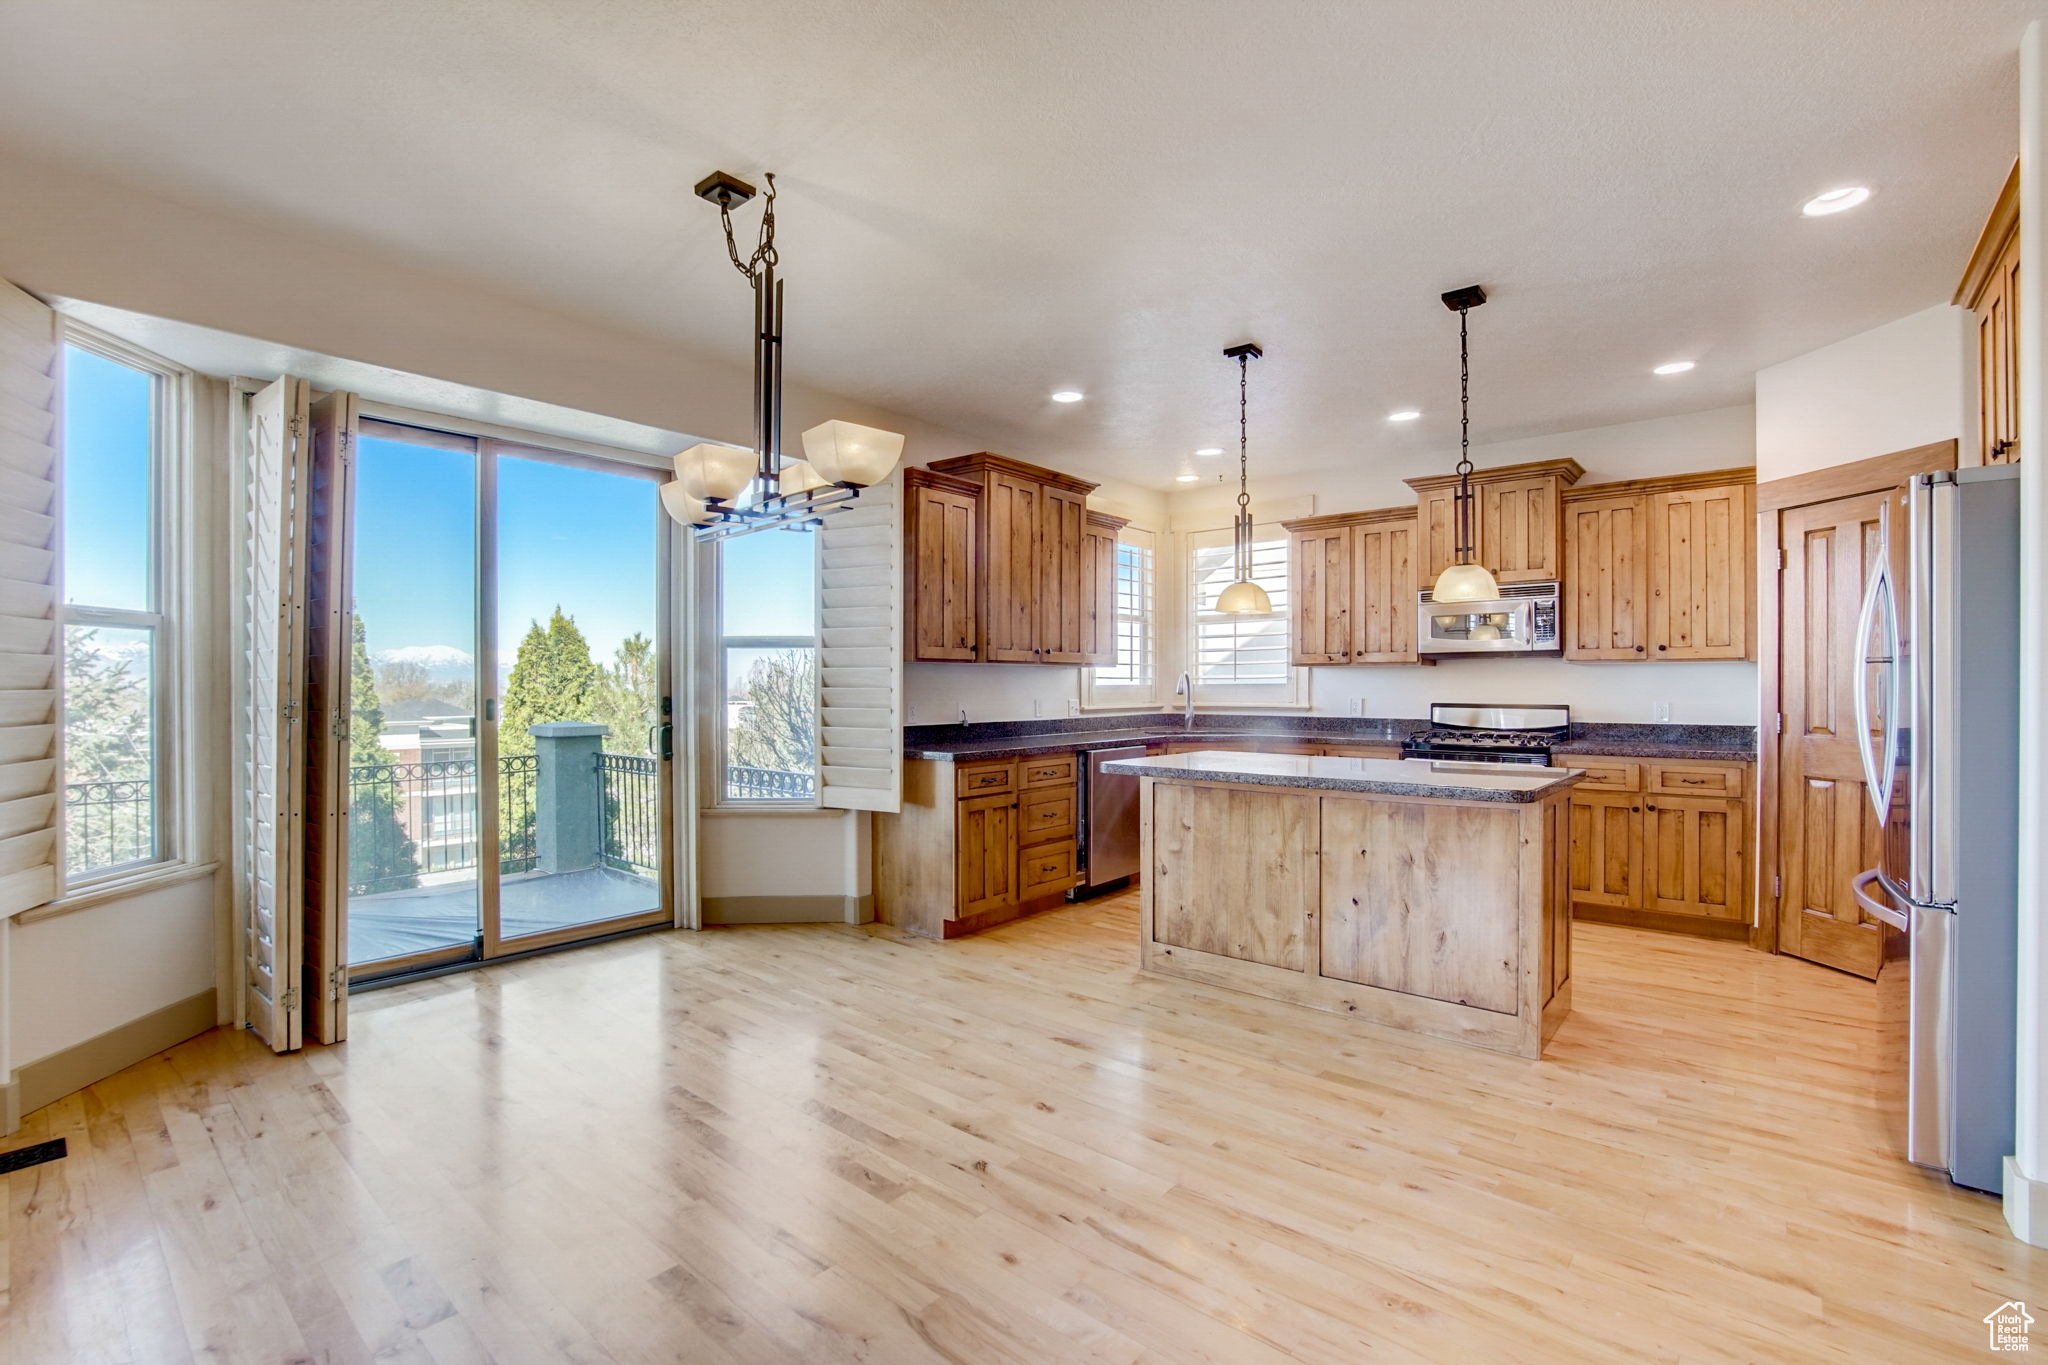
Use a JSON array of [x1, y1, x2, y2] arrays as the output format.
[[349, 865, 659, 966]]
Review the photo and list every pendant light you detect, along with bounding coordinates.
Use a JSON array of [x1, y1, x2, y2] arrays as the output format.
[[1429, 285, 1501, 605], [1215, 342, 1271, 615]]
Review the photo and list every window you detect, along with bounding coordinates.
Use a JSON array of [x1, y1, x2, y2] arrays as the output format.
[[1186, 523, 1303, 706], [59, 341, 171, 880], [1082, 527, 1156, 707], [716, 527, 818, 803]]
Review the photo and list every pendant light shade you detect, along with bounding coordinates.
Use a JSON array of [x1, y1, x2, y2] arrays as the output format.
[[673, 441, 756, 503], [801, 419, 905, 487], [1216, 342, 1269, 616], [659, 480, 722, 527], [1216, 578, 1273, 615], [777, 458, 829, 495], [1430, 560, 1500, 604]]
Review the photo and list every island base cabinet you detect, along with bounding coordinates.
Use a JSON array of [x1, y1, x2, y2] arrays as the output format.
[[1139, 777, 1572, 1058]]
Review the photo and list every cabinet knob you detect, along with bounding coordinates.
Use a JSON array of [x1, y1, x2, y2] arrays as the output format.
[[1635, 645, 1645, 653], [1657, 644, 1667, 652]]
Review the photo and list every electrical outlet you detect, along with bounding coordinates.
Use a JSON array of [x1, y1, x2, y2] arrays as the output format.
[[1351, 698, 1365, 717], [1033, 699, 1044, 718], [1653, 701, 1673, 723], [1067, 699, 1080, 718], [906, 703, 917, 723]]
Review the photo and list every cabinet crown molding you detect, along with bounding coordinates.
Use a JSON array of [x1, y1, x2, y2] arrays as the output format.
[[904, 466, 984, 497], [1955, 158, 2018, 309], [927, 451, 1100, 496], [1086, 508, 1131, 531], [1280, 504, 1414, 533], [1403, 456, 1585, 494], [1561, 466, 1756, 501]]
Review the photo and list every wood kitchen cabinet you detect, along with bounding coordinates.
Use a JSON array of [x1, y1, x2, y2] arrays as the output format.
[[917, 452, 1103, 665], [1281, 506, 1419, 665], [1562, 470, 1755, 662], [1958, 160, 2020, 466], [1565, 754, 1750, 938], [1406, 458, 1584, 586], [903, 468, 980, 661], [1082, 509, 1128, 668], [875, 755, 1082, 937]]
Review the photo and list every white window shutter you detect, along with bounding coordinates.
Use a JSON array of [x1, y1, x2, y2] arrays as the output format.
[[240, 374, 312, 1052], [0, 282, 61, 917], [815, 476, 902, 813]]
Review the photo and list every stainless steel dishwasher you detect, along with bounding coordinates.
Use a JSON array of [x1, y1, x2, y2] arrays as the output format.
[[1072, 745, 1145, 898]]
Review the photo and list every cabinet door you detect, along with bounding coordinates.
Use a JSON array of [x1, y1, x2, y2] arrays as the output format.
[[1480, 473, 1562, 583], [1416, 485, 1461, 583], [1642, 796, 1746, 921], [956, 792, 1019, 917], [982, 472, 1039, 662], [1647, 483, 1752, 660], [1355, 517, 1418, 663], [1568, 791, 1641, 909], [907, 482, 978, 661], [1289, 526, 1352, 664], [1978, 236, 2021, 465], [1082, 522, 1118, 667], [1037, 486, 1087, 664], [1563, 493, 1648, 660]]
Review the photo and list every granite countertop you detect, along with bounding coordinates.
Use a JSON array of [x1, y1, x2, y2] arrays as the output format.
[[1099, 750, 1586, 803], [903, 715, 1755, 763]]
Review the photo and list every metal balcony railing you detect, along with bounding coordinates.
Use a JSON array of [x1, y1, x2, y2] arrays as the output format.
[[64, 777, 153, 875], [725, 765, 816, 800]]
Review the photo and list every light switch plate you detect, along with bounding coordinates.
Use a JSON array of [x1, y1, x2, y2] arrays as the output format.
[[1653, 701, 1673, 722]]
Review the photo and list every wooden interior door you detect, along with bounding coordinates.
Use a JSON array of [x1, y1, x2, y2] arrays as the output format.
[[1775, 491, 1888, 976], [981, 472, 1038, 662], [1289, 526, 1352, 664]]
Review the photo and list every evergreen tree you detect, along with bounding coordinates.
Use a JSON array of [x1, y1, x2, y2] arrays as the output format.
[[500, 607, 603, 756], [61, 628, 152, 782], [593, 631, 657, 757], [345, 613, 419, 894]]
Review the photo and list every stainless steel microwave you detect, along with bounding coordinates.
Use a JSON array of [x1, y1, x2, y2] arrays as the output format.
[[1416, 580, 1562, 656]]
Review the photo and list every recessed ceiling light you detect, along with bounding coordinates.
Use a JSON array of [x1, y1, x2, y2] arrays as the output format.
[[1387, 409, 1422, 422], [1652, 361, 1696, 376], [1051, 389, 1084, 403], [1802, 186, 1871, 217], [1175, 473, 1201, 483], [1195, 446, 1223, 456]]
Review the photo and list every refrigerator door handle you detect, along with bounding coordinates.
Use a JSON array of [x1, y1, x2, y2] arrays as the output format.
[[1852, 867, 1908, 930], [1852, 558, 1893, 826]]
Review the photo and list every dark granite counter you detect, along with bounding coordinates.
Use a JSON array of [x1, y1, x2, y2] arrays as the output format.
[[1554, 723, 1756, 762], [1100, 750, 1586, 803]]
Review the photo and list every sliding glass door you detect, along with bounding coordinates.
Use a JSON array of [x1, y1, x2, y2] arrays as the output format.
[[345, 421, 670, 981]]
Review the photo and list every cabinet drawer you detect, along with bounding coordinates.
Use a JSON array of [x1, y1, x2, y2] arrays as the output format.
[[1018, 754, 1078, 788], [1018, 787, 1077, 844], [1645, 762, 1745, 799], [1018, 840, 1079, 898], [1566, 756, 1642, 792], [955, 761, 1015, 798]]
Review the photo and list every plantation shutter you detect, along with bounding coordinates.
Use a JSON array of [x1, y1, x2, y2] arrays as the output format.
[[0, 281, 61, 917], [300, 390, 358, 1045], [241, 374, 312, 1052], [815, 474, 902, 813]]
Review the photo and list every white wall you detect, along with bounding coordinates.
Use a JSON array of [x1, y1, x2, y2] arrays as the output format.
[[1753, 303, 1974, 481], [908, 405, 1762, 727]]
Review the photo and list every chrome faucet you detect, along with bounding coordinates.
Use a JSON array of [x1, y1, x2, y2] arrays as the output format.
[[1174, 671, 1194, 729]]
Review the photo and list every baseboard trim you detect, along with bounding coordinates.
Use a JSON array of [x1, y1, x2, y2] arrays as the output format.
[[702, 894, 873, 926], [9, 989, 218, 1128], [1571, 904, 1751, 942], [2005, 1156, 2048, 1247]]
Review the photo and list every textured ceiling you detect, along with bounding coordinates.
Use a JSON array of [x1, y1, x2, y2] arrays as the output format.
[[0, 0, 2036, 486]]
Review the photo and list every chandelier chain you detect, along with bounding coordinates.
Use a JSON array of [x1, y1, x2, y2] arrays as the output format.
[[1457, 305, 1472, 478], [1237, 353, 1252, 515], [717, 172, 779, 281]]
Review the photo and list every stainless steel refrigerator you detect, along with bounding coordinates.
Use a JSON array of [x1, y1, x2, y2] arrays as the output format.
[[1852, 465, 2020, 1194]]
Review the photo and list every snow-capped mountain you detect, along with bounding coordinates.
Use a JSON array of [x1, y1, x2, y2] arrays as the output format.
[[372, 644, 474, 683]]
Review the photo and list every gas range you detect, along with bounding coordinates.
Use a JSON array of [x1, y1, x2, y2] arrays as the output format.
[[1399, 703, 1570, 767]]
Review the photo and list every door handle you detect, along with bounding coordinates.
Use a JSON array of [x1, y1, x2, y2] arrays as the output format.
[[1851, 867, 1908, 930], [1851, 559, 1892, 826]]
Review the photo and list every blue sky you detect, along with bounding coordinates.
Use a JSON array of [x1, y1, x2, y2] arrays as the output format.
[[61, 346, 152, 610]]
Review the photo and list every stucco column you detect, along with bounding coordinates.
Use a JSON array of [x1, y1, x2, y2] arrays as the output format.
[[531, 721, 609, 875], [2011, 19, 2048, 1248]]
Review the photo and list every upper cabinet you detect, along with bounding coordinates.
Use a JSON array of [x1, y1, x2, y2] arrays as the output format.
[[1958, 160, 2020, 466], [1563, 470, 1755, 662], [1281, 506, 1418, 666], [912, 453, 1103, 666], [1082, 510, 1128, 668], [1405, 459, 1584, 585], [903, 468, 980, 662]]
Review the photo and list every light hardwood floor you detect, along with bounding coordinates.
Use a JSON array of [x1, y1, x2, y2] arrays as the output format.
[[4, 892, 2043, 1363]]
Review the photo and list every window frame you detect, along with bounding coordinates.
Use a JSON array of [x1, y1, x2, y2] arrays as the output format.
[[1181, 520, 1306, 709], [702, 530, 822, 812], [1081, 525, 1161, 710], [54, 322, 194, 890]]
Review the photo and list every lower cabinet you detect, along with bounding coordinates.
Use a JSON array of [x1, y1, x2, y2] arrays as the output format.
[[875, 756, 1081, 937], [1565, 755, 1750, 936]]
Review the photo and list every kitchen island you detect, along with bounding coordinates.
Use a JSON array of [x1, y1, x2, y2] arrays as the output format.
[[1101, 750, 1584, 1058]]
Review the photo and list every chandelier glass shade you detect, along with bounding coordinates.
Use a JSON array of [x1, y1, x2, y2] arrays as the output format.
[[673, 442, 757, 503]]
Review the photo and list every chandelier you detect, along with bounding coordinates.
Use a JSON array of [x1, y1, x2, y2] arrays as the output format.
[[1428, 284, 1500, 603], [661, 170, 905, 539], [1214, 342, 1271, 615]]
